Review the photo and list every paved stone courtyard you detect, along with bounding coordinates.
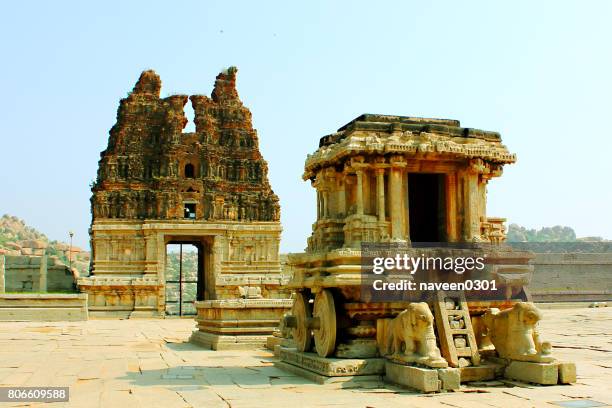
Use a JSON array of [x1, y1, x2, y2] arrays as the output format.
[[1, 307, 610, 408]]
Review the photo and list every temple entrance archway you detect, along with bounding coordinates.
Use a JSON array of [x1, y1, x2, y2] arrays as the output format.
[[164, 238, 208, 316]]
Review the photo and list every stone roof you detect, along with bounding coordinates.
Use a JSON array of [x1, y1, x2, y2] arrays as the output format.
[[304, 113, 516, 179]]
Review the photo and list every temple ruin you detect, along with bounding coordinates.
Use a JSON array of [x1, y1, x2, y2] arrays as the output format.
[[78, 67, 292, 349], [275, 114, 576, 390]]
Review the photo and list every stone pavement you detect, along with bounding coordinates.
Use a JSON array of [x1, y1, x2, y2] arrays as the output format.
[[0, 307, 610, 408]]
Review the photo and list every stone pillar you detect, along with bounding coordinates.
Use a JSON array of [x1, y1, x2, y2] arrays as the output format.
[[39, 253, 48, 292], [317, 191, 322, 220], [461, 169, 480, 241], [389, 157, 407, 240], [322, 191, 328, 219], [376, 168, 386, 221], [337, 181, 346, 217], [355, 170, 364, 215], [0, 255, 5, 293], [446, 173, 458, 242]]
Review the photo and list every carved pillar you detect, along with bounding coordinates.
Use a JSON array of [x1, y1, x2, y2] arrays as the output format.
[[337, 179, 346, 217], [389, 157, 407, 240], [322, 191, 329, 219], [446, 173, 458, 242], [144, 234, 158, 275], [462, 167, 481, 241], [376, 168, 386, 221], [355, 169, 364, 215]]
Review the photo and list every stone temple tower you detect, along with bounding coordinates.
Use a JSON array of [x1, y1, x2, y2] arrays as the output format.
[[79, 68, 292, 349]]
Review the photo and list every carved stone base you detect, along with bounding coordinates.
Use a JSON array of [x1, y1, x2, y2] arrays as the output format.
[[192, 299, 293, 349], [274, 361, 383, 387], [504, 361, 566, 385], [335, 339, 378, 358], [190, 331, 270, 350], [278, 347, 385, 377]]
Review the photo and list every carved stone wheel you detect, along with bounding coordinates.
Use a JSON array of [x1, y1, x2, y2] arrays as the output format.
[[292, 292, 313, 352], [313, 289, 337, 357]]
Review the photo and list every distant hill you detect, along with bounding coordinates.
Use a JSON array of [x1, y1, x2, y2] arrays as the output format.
[[0, 214, 90, 275], [506, 223, 612, 252]]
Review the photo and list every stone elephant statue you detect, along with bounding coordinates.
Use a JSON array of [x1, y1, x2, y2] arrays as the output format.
[[482, 302, 554, 363], [383, 302, 448, 368]]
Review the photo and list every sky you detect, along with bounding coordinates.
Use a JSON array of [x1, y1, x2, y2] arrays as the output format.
[[0, 1, 611, 251]]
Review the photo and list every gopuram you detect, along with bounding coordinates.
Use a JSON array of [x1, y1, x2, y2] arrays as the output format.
[[275, 114, 576, 391], [78, 67, 292, 349]]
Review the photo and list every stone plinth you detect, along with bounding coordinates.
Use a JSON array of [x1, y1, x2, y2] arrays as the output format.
[[278, 347, 385, 377], [503, 360, 577, 385], [0, 293, 88, 321], [384, 361, 441, 393], [191, 299, 292, 350]]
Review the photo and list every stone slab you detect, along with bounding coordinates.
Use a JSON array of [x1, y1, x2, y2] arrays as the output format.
[[438, 367, 461, 390], [274, 361, 383, 387], [278, 347, 385, 377], [190, 330, 269, 350], [0, 294, 88, 321], [384, 361, 440, 393], [558, 362, 577, 384], [460, 364, 499, 382], [504, 361, 559, 385]]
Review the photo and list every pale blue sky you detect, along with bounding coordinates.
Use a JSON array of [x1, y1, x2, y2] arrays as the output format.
[[1, 1, 611, 251]]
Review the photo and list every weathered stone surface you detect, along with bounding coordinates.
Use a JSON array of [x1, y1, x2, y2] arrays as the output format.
[[91, 67, 279, 222], [504, 361, 558, 385], [558, 361, 577, 384], [273, 361, 383, 387], [0, 293, 88, 321], [335, 339, 378, 358], [459, 364, 498, 382], [81, 68, 289, 327], [192, 298, 293, 349], [438, 367, 461, 390], [279, 347, 385, 377], [384, 361, 440, 392]]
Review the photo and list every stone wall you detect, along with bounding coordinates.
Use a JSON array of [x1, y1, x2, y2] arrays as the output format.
[[3, 255, 76, 292], [0, 294, 88, 321], [529, 253, 612, 302]]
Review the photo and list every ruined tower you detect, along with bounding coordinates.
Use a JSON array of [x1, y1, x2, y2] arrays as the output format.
[[79, 68, 292, 348]]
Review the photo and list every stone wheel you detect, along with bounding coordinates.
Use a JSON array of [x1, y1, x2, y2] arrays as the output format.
[[292, 292, 313, 352], [313, 289, 337, 357]]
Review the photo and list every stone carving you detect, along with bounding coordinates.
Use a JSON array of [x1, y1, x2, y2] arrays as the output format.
[[91, 68, 279, 222], [80, 68, 291, 334], [382, 303, 448, 368], [238, 286, 262, 299], [482, 302, 555, 363]]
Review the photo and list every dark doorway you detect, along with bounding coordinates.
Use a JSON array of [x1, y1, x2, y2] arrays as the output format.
[[185, 163, 195, 178], [165, 242, 205, 316], [408, 173, 446, 242]]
